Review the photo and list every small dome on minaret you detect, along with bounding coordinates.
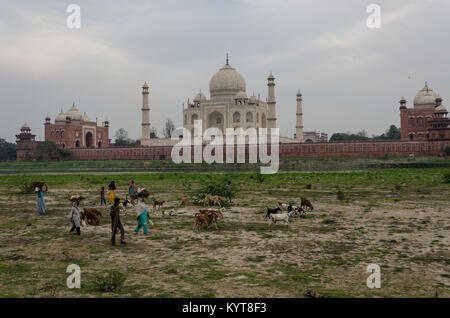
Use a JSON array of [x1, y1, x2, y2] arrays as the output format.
[[399, 96, 407, 109], [21, 123, 31, 131], [296, 90, 302, 98], [142, 82, 149, 89]]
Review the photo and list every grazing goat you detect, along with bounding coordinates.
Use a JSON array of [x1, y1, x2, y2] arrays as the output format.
[[194, 208, 224, 230], [203, 194, 212, 206], [278, 202, 302, 213], [210, 195, 225, 207], [265, 207, 281, 220], [81, 208, 102, 225], [301, 198, 314, 211], [271, 211, 294, 224], [161, 208, 176, 217], [153, 199, 165, 209], [179, 197, 190, 207]]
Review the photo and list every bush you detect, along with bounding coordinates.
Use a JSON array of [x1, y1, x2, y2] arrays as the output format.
[[443, 173, 450, 184], [190, 180, 235, 206], [305, 184, 312, 189], [93, 271, 126, 292], [336, 190, 345, 200], [255, 172, 265, 183]]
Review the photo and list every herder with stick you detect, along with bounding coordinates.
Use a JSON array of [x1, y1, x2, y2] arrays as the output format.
[[110, 197, 126, 246]]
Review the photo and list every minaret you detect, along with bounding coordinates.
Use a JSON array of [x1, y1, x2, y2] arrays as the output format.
[[295, 90, 304, 142], [267, 72, 277, 130], [141, 82, 151, 146]]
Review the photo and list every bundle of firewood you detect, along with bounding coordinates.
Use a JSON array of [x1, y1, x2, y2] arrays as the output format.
[[132, 188, 150, 199]]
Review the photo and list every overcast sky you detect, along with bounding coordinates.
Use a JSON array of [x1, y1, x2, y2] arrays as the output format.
[[1, 0, 449, 142]]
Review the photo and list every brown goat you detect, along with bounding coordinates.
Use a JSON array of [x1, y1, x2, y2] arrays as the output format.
[[300, 198, 314, 211], [81, 208, 103, 225]]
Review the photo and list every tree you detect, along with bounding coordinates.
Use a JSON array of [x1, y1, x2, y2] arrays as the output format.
[[114, 128, 139, 146], [34, 141, 70, 160], [114, 128, 129, 145], [373, 125, 401, 140], [162, 118, 175, 138], [329, 132, 370, 142], [0, 138, 17, 161], [386, 125, 401, 140], [150, 127, 159, 139]]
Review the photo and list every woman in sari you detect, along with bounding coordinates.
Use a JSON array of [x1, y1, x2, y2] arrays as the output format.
[[108, 181, 116, 204], [129, 180, 136, 204], [36, 184, 47, 215], [135, 189, 150, 235]]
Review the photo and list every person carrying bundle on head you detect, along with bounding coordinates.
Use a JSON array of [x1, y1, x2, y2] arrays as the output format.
[[110, 197, 126, 246], [69, 195, 84, 236]]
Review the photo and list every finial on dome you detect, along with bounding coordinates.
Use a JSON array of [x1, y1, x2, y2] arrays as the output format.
[[226, 53, 229, 65]]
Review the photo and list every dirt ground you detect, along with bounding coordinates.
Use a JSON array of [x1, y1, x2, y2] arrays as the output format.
[[0, 170, 449, 298]]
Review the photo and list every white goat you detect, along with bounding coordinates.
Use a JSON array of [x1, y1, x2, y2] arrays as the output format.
[[270, 211, 294, 224]]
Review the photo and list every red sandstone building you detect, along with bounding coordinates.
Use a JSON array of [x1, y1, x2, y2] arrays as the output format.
[[399, 83, 450, 141], [44, 103, 110, 149], [15, 123, 38, 161]]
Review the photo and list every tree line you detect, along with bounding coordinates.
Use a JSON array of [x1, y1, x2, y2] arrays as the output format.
[[329, 125, 401, 142]]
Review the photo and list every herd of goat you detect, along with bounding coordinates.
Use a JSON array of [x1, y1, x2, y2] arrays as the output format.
[[79, 195, 314, 231]]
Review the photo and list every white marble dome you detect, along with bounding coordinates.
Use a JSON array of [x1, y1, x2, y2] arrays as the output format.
[[66, 103, 83, 120], [55, 109, 66, 122], [209, 63, 246, 100], [235, 91, 248, 100], [193, 92, 207, 102], [414, 83, 439, 107]]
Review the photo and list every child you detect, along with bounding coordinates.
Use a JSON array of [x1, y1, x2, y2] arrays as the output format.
[[108, 181, 116, 204], [100, 186, 106, 205]]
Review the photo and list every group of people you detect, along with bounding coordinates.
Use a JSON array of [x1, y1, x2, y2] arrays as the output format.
[[35, 178, 232, 246], [33, 179, 149, 246], [101, 180, 136, 206]]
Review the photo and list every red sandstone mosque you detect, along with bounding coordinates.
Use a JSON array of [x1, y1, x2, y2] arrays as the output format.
[[399, 82, 450, 141], [44, 103, 110, 149]]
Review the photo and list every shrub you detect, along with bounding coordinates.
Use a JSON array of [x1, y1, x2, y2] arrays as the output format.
[[93, 271, 126, 292], [255, 172, 265, 183], [306, 184, 312, 189], [336, 190, 345, 201], [443, 173, 450, 184], [190, 180, 235, 206], [395, 184, 402, 191]]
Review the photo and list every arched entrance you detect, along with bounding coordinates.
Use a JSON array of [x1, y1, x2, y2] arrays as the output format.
[[75, 140, 80, 148], [85, 132, 93, 148], [98, 141, 102, 148], [208, 111, 224, 132]]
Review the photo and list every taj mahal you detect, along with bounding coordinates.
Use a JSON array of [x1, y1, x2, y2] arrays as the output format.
[[141, 55, 305, 146]]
